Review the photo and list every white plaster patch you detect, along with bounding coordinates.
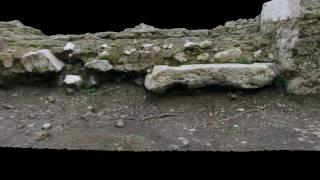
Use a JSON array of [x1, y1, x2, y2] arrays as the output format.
[[64, 75, 82, 85], [261, 0, 303, 22], [64, 42, 75, 51]]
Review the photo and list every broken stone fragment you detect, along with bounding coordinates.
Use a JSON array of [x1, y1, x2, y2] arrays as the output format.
[[124, 48, 137, 55], [34, 131, 50, 141], [145, 63, 279, 93], [141, 44, 154, 49], [41, 123, 52, 130], [101, 44, 108, 49], [214, 48, 243, 61], [184, 40, 212, 50], [253, 50, 263, 58], [20, 49, 65, 73], [0, 52, 14, 68], [64, 75, 83, 87], [64, 42, 75, 51], [184, 42, 197, 48], [152, 46, 161, 52], [85, 74, 100, 87], [99, 51, 110, 59], [196, 53, 210, 61], [199, 40, 212, 49], [84, 60, 113, 72], [174, 52, 188, 63], [163, 43, 173, 49]]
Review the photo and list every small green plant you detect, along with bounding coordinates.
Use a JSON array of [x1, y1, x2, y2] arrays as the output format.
[[238, 58, 249, 64], [275, 76, 289, 89], [80, 87, 98, 94]]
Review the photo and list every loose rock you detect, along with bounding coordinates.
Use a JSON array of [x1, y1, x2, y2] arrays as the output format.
[[87, 106, 96, 113], [27, 123, 34, 128], [64, 75, 83, 87], [84, 60, 113, 72], [178, 137, 190, 147], [114, 119, 125, 128], [236, 108, 245, 112], [46, 96, 56, 103], [3, 105, 14, 109], [64, 42, 75, 51], [34, 131, 50, 141], [227, 92, 237, 100], [17, 124, 26, 129], [134, 78, 145, 86], [41, 123, 52, 130]]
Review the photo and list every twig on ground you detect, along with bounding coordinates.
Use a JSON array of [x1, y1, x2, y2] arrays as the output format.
[[141, 113, 184, 121], [231, 101, 257, 109], [219, 109, 263, 122], [90, 87, 119, 95], [230, 102, 246, 108], [109, 117, 136, 121]]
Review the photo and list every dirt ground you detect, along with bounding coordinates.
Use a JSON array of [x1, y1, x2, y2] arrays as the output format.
[[0, 81, 320, 151]]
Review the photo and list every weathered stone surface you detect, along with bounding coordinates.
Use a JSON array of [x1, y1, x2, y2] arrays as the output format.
[[0, 53, 14, 68], [145, 63, 279, 93], [214, 48, 243, 62], [64, 75, 83, 87], [286, 69, 320, 95], [259, 0, 320, 95], [20, 49, 65, 73], [64, 42, 75, 51], [84, 60, 113, 72], [261, 0, 303, 23], [275, 28, 300, 71], [99, 51, 110, 59], [196, 53, 210, 61]]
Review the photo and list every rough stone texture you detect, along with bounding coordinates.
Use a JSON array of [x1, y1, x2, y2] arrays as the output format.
[[84, 60, 113, 72], [214, 48, 243, 62], [0, 0, 320, 95], [145, 63, 279, 93], [0, 17, 272, 74], [260, 0, 320, 95], [261, 0, 303, 22], [0, 52, 14, 68], [64, 75, 83, 87], [20, 49, 65, 73]]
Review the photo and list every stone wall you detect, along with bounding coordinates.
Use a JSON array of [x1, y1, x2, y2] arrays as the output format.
[[1, 0, 320, 95]]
